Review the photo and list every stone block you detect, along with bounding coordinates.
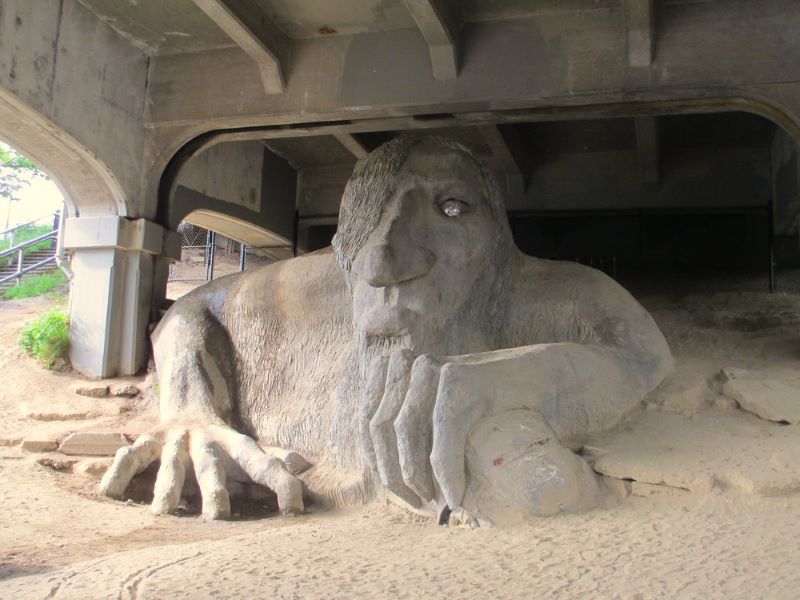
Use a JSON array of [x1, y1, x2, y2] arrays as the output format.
[[71, 384, 110, 398], [21, 438, 59, 452], [58, 432, 129, 456], [110, 383, 140, 398], [0, 437, 22, 447]]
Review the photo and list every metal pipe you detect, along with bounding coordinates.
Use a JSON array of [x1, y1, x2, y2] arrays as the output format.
[[768, 196, 775, 293], [292, 210, 299, 257], [206, 231, 216, 281], [55, 207, 73, 281], [15, 249, 23, 284]]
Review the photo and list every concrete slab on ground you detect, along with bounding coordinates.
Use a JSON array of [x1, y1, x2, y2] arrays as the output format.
[[721, 367, 800, 424], [20, 394, 128, 422], [590, 407, 800, 496]]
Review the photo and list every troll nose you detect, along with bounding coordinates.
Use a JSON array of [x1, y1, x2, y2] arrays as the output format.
[[362, 243, 435, 287]]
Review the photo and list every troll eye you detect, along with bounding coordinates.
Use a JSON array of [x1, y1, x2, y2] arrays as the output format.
[[440, 198, 468, 218]]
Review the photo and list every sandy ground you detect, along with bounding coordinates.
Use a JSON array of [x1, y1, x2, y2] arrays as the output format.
[[0, 275, 799, 598]]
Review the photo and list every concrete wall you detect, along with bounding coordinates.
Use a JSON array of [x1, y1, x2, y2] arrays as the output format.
[[174, 141, 297, 244], [176, 141, 264, 221], [0, 0, 149, 217], [772, 127, 800, 236], [518, 147, 769, 212]]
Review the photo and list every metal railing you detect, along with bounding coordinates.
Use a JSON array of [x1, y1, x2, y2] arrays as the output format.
[[0, 229, 59, 285], [169, 223, 290, 283], [0, 211, 61, 286]]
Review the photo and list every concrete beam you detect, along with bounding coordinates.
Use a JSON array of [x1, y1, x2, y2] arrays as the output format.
[[634, 116, 659, 186], [622, 0, 654, 67], [332, 132, 369, 160], [478, 125, 530, 193], [145, 4, 800, 132], [191, 0, 287, 94], [401, 0, 460, 80]]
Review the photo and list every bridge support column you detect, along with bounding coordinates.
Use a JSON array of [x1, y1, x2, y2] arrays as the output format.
[[63, 216, 180, 378]]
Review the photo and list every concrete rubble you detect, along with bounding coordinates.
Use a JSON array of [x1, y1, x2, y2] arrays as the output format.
[[36, 455, 80, 472], [110, 383, 140, 398], [58, 432, 130, 456], [71, 384, 110, 398]]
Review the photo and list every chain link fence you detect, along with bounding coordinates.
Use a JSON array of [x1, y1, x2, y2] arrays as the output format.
[[169, 222, 288, 284]]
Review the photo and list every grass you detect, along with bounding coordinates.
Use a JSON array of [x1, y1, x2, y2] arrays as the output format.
[[4, 269, 67, 300], [18, 308, 70, 369]]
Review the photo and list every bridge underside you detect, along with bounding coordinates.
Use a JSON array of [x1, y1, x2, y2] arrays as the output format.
[[1, 0, 800, 376]]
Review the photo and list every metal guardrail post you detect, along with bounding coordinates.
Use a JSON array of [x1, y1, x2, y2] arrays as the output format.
[[239, 243, 247, 271], [205, 230, 216, 281], [15, 249, 23, 284], [292, 210, 299, 258]]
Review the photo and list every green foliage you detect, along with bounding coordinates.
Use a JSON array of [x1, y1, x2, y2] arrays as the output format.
[[0, 145, 39, 170], [18, 309, 70, 368], [0, 142, 47, 203], [4, 270, 67, 300]]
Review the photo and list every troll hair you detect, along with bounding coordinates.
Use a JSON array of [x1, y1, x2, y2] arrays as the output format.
[[332, 135, 513, 273]]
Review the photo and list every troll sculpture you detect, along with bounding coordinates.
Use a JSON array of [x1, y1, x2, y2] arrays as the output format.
[[100, 136, 673, 526]]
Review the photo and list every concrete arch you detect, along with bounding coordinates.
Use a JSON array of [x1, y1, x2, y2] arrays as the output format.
[[181, 209, 292, 249], [152, 92, 800, 220], [0, 87, 127, 218]]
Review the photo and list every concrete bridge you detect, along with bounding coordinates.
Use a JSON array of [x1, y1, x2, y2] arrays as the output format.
[[1, 0, 799, 377]]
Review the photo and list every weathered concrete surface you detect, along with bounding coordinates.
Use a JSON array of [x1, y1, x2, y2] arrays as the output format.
[[100, 138, 673, 525], [0, 0, 149, 217], [58, 432, 129, 456], [64, 216, 179, 377], [463, 410, 603, 526], [591, 408, 800, 496], [722, 367, 800, 424], [4, 0, 800, 390], [173, 140, 297, 243]]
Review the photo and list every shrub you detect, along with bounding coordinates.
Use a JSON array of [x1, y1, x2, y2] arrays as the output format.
[[4, 270, 67, 300], [18, 309, 70, 368]]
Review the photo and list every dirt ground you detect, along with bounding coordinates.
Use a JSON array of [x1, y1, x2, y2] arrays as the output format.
[[1, 274, 799, 599]]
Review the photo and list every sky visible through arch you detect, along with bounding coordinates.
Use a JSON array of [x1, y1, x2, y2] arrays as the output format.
[[0, 141, 64, 229]]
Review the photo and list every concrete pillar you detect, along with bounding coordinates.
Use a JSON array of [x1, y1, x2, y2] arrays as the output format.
[[63, 216, 180, 378]]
